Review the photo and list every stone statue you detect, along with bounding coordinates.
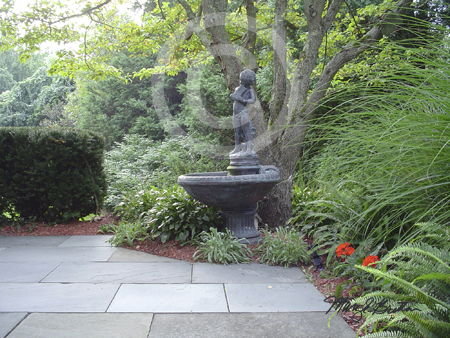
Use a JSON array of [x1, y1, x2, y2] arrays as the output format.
[[230, 69, 256, 156]]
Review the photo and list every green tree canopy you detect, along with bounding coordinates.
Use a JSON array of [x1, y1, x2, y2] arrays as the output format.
[[0, 67, 15, 93], [0, 66, 75, 126]]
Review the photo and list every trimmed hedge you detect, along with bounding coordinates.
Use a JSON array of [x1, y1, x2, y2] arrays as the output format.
[[0, 127, 107, 223]]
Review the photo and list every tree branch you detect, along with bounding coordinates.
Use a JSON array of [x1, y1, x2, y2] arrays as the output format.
[[269, 0, 289, 134], [47, 0, 112, 26], [244, 0, 256, 54], [286, 0, 327, 125], [287, 0, 415, 147], [323, 0, 345, 30], [178, 0, 212, 46]]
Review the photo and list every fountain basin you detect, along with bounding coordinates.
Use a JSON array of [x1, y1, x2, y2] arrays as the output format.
[[177, 169, 280, 211], [178, 167, 281, 244]]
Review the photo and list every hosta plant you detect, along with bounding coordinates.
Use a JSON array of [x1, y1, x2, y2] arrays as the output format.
[[108, 221, 147, 247], [142, 186, 223, 244]]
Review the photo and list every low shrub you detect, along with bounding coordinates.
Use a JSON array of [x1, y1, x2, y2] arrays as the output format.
[[114, 188, 158, 222], [108, 221, 147, 247]]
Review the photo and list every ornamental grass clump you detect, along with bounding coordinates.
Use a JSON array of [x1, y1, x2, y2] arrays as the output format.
[[258, 227, 310, 268], [299, 40, 450, 255], [193, 228, 252, 265]]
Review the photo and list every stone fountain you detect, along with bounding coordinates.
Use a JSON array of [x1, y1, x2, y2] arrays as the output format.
[[177, 70, 281, 244]]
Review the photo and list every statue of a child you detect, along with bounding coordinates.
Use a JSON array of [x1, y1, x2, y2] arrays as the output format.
[[230, 69, 256, 155]]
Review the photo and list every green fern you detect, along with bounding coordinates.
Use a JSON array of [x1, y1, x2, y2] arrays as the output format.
[[348, 243, 450, 338]]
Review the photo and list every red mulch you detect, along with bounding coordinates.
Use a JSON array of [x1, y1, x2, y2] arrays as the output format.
[[0, 214, 120, 236]]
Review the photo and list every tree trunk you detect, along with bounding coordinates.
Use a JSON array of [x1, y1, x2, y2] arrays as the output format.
[[201, 0, 243, 90]]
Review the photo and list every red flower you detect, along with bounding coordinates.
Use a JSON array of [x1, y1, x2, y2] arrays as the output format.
[[336, 243, 355, 258], [363, 255, 380, 267]]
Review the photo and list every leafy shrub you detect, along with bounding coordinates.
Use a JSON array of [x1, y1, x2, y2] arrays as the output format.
[[104, 134, 227, 210], [194, 227, 252, 265], [104, 134, 156, 210], [114, 188, 158, 222], [142, 185, 223, 243], [113, 185, 223, 244], [258, 227, 310, 267], [348, 243, 450, 337]]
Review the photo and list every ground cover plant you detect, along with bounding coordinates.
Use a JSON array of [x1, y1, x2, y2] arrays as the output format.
[[258, 227, 310, 267]]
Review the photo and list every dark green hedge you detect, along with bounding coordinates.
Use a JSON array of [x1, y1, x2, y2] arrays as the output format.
[[0, 127, 107, 223]]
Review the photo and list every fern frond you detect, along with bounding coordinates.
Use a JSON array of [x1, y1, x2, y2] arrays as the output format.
[[357, 265, 449, 310], [406, 312, 450, 338], [360, 331, 415, 338]]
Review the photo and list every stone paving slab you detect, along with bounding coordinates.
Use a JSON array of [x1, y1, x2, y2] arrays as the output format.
[[42, 261, 192, 283], [0, 246, 117, 262], [0, 283, 119, 312], [225, 283, 330, 312], [58, 235, 114, 247], [6, 313, 154, 338], [108, 284, 228, 313], [0, 236, 69, 247], [192, 262, 306, 284], [147, 313, 356, 338], [0, 313, 27, 338], [0, 262, 59, 282], [108, 248, 181, 262]]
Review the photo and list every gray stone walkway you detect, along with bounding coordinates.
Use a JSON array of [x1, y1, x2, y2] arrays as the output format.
[[0, 235, 356, 338]]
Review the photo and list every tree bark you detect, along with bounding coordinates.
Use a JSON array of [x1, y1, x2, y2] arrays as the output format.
[[268, 0, 288, 126]]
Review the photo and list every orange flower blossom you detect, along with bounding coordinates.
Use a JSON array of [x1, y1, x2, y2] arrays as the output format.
[[336, 243, 355, 258], [362, 255, 380, 267]]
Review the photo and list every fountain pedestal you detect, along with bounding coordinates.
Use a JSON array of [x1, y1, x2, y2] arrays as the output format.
[[222, 205, 261, 244]]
